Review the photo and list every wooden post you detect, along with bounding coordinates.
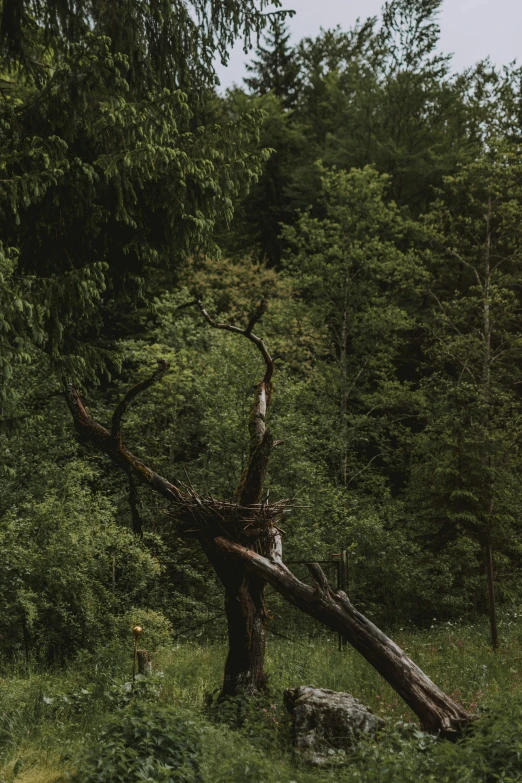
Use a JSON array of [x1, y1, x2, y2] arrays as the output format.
[[137, 649, 152, 675], [132, 625, 143, 682]]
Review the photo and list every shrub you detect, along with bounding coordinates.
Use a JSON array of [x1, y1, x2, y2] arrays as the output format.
[[118, 608, 174, 650], [0, 463, 161, 663], [73, 701, 203, 783]]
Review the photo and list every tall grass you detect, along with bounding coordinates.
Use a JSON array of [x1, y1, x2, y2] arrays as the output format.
[[2, 618, 522, 782]]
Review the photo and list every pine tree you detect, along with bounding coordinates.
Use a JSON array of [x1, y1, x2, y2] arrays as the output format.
[[244, 17, 301, 109], [410, 141, 522, 647], [0, 0, 285, 94]]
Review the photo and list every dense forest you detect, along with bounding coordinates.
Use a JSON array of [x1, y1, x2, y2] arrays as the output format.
[[3, 0, 522, 780]]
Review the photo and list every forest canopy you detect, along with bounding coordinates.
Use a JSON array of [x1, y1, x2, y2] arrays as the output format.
[[2, 0, 522, 689]]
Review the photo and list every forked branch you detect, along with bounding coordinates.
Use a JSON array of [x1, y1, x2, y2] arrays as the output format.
[[195, 298, 274, 384], [194, 298, 276, 506], [111, 359, 169, 442]]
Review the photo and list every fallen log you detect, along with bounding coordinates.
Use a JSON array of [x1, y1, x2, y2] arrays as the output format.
[[214, 537, 474, 738]]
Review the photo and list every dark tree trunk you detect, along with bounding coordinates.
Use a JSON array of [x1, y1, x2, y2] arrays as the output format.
[[215, 537, 474, 738], [203, 529, 274, 697], [222, 569, 268, 696]]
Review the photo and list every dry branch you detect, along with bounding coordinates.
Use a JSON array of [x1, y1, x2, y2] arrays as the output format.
[[192, 298, 275, 506], [64, 368, 184, 504]]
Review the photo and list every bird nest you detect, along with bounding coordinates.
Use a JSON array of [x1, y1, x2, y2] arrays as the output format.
[[168, 485, 294, 538]]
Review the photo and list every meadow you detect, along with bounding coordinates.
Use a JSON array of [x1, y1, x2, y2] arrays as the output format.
[[3, 617, 522, 783]]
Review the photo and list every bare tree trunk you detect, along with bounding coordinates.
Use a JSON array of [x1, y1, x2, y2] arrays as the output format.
[[484, 534, 498, 650], [203, 543, 269, 697], [222, 570, 268, 696], [215, 537, 474, 738]]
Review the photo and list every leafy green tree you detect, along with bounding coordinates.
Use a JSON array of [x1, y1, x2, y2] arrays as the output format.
[[0, 461, 160, 661], [228, 0, 480, 267], [283, 164, 421, 492], [0, 0, 293, 393], [0, 37, 269, 388], [298, 0, 474, 214], [218, 89, 306, 264]]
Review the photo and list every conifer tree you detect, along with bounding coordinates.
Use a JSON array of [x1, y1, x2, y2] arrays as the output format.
[[410, 141, 522, 648], [0, 0, 284, 93], [244, 17, 301, 110]]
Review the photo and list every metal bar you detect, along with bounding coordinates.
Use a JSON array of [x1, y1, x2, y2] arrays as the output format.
[[284, 560, 337, 565], [340, 549, 348, 648]]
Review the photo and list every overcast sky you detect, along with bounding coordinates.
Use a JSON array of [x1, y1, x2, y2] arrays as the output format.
[[215, 0, 521, 89]]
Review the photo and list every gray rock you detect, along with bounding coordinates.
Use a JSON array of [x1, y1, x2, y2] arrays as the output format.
[[283, 686, 384, 766]]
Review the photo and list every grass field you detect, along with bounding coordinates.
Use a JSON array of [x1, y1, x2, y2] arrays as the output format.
[[2, 617, 522, 782]]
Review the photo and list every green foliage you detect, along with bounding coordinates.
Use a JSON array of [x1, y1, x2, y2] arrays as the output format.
[[0, 33, 270, 386], [206, 688, 289, 752], [0, 461, 161, 662], [118, 609, 174, 650], [348, 695, 522, 782], [5, 0, 522, 733], [218, 88, 306, 264], [0, 0, 289, 93], [406, 142, 522, 600], [5, 630, 522, 781], [282, 164, 420, 495], [244, 17, 302, 109], [72, 701, 203, 783], [223, 0, 485, 263]]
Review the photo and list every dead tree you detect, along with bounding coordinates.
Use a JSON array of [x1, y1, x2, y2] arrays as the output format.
[[215, 538, 472, 737], [63, 300, 473, 736]]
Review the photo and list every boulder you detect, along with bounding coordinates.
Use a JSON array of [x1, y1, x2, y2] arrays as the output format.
[[283, 686, 384, 766]]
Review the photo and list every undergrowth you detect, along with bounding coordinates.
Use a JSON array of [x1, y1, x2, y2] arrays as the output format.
[[2, 618, 522, 782]]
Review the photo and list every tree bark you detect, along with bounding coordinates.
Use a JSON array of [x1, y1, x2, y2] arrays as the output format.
[[202, 541, 269, 697], [222, 570, 268, 696], [215, 537, 474, 738]]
